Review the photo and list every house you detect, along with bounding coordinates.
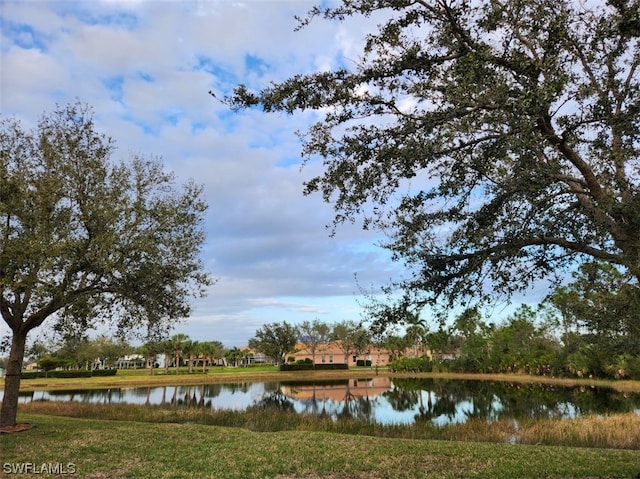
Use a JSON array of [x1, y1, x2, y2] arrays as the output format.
[[24, 362, 39, 371], [114, 354, 146, 369], [289, 341, 396, 367], [234, 348, 275, 366]]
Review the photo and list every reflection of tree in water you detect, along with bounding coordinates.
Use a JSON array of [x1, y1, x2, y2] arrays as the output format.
[[462, 395, 495, 420], [389, 379, 497, 423], [569, 386, 640, 415], [171, 385, 213, 409], [413, 391, 434, 423], [223, 382, 250, 394], [263, 381, 281, 394], [249, 390, 295, 413], [389, 378, 640, 423], [383, 381, 420, 412], [48, 388, 125, 405], [17, 380, 640, 422], [337, 381, 373, 422], [302, 384, 322, 416]]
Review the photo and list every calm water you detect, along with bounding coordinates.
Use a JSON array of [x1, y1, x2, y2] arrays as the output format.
[[7, 377, 640, 425]]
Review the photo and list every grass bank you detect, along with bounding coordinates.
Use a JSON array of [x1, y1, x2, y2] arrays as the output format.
[[1, 412, 639, 479], [15, 400, 640, 450]]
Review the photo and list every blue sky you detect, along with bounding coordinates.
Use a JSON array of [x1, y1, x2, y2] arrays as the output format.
[[0, 0, 542, 347]]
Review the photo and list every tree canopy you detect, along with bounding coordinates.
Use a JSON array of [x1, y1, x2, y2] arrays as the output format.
[[297, 319, 332, 365], [549, 261, 640, 357], [226, 0, 640, 318], [0, 102, 211, 426], [248, 321, 297, 365]]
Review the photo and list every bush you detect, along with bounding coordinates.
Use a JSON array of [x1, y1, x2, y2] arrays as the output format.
[[314, 363, 348, 370], [46, 370, 92, 378], [356, 360, 372, 367], [19, 369, 117, 379], [280, 362, 314, 371], [625, 356, 640, 380], [388, 356, 432, 373], [279, 362, 348, 371], [91, 369, 118, 377], [431, 360, 453, 373]]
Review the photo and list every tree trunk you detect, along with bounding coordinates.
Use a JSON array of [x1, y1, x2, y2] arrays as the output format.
[[0, 330, 28, 427]]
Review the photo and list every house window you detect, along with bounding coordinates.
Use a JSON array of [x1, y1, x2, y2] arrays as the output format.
[[329, 356, 333, 363], [352, 355, 357, 363]]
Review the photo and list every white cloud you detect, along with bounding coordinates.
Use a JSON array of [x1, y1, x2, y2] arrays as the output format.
[[0, 0, 404, 347]]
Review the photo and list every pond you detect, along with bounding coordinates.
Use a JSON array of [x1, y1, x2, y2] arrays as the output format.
[[7, 377, 640, 425]]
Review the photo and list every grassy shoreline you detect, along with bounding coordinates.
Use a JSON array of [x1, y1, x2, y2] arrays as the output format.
[[5, 367, 640, 392], [14, 399, 640, 450], [2, 412, 639, 479]]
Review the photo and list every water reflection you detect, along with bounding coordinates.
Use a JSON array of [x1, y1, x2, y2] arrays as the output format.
[[275, 378, 388, 421], [8, 378, 640, 425]]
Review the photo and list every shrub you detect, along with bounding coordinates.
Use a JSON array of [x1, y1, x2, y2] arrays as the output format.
[[279, 363, 314, 371], [388, 356, 432, 373], [91, 369, 118, 377], [19, 369, 117, 379], [625, 356, 640, 380], [47, 370, 92, 378], [314, 363, 348, 370], [279, 362, 348, 371], [356, 360, 372, 367]]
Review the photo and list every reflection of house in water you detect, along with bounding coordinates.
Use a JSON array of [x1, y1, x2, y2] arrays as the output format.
[[280, 376, 391, 402]]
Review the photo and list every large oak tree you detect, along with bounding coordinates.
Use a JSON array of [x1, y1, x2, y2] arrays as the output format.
[[248, 321, 297, 365], [225, 0, 640, 320], [0, 102, 211, 426]]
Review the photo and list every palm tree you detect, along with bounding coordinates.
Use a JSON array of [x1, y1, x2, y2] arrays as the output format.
[[139, 342, 161, 376], [405, 312, 428, 357], [185, 340, 197, 374], [160, 339, 174, 374], [225, 347, 243, 367], [192, 341, 223, 373], [169, 334, 190, 374], [201, 341, 225, 370]]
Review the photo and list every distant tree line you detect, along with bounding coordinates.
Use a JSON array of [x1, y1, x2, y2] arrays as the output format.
[[7, 260, 637, 380], [249, 262, 640, 380], [248, 319, 372, 367], [6, 333, 251, 375], [392, 262, 640, 380]]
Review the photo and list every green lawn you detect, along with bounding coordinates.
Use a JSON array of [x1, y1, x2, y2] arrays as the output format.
[[1, 413, 639, 479]]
